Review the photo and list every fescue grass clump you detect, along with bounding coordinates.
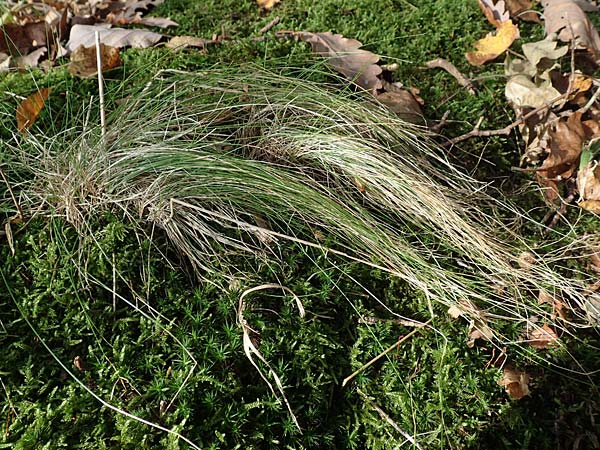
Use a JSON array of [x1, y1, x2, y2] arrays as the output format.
[[3, 66, 594, 336]]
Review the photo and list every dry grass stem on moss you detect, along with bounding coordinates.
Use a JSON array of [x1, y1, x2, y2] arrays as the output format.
[[2, 66, 596, 340]]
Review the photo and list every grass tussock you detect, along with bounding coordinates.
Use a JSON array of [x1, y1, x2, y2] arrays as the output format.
[[2, 66, 596, 340]]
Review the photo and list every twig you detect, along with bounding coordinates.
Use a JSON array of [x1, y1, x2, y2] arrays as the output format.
[[443, 96, 567, 147], [426, 58, 476, 95], [0, 166, 22, 219], [259, 16, 280, 34], [95, 31, 106, 140], [360, 316, 428, 328], [430, 110, 450, 133], [357, 388, 425, 450], [342, 319, 431, 387]]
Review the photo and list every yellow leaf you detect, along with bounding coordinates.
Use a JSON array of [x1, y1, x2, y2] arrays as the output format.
[[466, 20, 520, 65], [257, 0, 280, 10], [579, 199, 600, 213]]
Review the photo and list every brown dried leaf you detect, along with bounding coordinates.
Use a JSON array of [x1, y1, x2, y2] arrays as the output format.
[[466, 20, 520, 65], [479, 0, 510, 28], [582, 119, 600, 140], [16, 88, 52, 133], [577, 161, 600, 201], [296, 31, 382, 91], [543, 0, 600, 59], [540, 112, 585, 179], [467, 321, 495, 347], [375, 90, 424, 124], [528, 324, 559, 348], [0, 22, 50, 55], [73, 355, 86, 372], [505, 0, 541, 22], [498, 367, 530, 399], [68, 44, 121, 78], [538, 289, 567, 319], [166, 36, 214, 49]]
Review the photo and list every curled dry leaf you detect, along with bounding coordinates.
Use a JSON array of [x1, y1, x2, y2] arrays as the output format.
[[543, 0, 600, 59], [466, 20, 520, 65], [505, 73, 561, 108], [295, 31, 382, 91], [16, 88, 52, 133], [498, 366, 530, 399], [528, 324, 559, 348], [521, 34, 568, 68], [69, 44, 121, 78], [479, 0, 510, 28]]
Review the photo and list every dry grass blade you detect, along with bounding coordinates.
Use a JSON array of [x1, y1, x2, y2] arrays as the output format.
[[238, 284, 304, 430]]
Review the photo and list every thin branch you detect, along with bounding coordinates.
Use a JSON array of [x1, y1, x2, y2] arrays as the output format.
[[357, 388, 425, 450], [426, 58, 476, 95], [342, 319, 431, 387], [443, 95, 568, 147], [259, 16, 280, 34]]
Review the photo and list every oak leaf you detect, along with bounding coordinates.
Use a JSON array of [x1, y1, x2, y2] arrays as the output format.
[[67, 24, 163, 51], [296, 31, 382, 91], [542, 0, 600, 59]]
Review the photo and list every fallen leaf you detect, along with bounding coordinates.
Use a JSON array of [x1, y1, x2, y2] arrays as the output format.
[[73, 355, 86, 372], [542, 0, 600, 59], [0, 47, 48, 73], [580, 199, 600, 212], [0, 22, 50, 55], [479, 0, 510, 28], [257, 0, 280, 9], [166, 35, 215, 49], [447, 304, 463, 318], [583, 292, 600, 323], [295, 31, 382, 91], [505, 73, 562, 108], [69, 44, 121, 77], [466, 20, 520, 65], [467, 321, 495, 347], [578, 160, 600, 201], [528, 324, 558, 348], [498, 366, 530, 399], [538, 289, 567, 319], [375, 90, 424, 124], [67, 24, 163, 51], [521, 34, 568, 68], [540, 112, 585, 179], [505, 0, 541, 22], [16, 88, 52, 133], [517, 251, 537, 268]]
